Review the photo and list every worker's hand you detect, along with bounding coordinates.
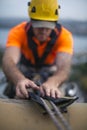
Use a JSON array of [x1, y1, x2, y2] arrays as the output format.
[[16, 78, 39, 99], [39, 77, 62, 98]]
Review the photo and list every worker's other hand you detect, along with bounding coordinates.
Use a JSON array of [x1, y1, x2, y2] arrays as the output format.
[[16, 78, 39, 99], [39, 78, 62, 98]]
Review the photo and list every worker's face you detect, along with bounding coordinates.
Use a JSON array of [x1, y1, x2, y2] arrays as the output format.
[[33, 28, 52, 42]]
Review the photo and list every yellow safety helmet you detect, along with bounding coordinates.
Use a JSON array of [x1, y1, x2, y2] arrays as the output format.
[[28, 0, 60, 21]]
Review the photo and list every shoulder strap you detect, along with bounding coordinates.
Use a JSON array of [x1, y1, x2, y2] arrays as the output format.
[[27, 25, 39, 68]]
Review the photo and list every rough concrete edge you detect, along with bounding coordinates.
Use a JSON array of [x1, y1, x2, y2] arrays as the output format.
[[0, 98, 29, 105]]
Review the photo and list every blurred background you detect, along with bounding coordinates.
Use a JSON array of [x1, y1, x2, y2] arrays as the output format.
[[0, 0, 87, 101], [0, 0, 87, 53]]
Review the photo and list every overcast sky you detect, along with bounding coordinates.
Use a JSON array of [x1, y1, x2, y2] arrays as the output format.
[[0, 0, 87, 21]]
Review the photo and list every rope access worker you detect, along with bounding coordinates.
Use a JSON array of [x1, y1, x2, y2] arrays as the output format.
[[2, 0, 73, 99]]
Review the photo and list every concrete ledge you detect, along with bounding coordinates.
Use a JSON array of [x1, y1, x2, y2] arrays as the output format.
[[0, 98, 87, 130]]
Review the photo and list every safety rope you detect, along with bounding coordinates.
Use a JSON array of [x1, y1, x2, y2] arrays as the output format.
[[40, 98, 72, 130]]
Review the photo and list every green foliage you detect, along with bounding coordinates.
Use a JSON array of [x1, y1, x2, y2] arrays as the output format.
[[0, 48, 4, 68], [69, 63, 87, 90], [73, 63, 87, 75]]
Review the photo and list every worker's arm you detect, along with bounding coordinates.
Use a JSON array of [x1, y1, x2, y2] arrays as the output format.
[[2, 47, 39, 98], [40, 52, 72, 98]]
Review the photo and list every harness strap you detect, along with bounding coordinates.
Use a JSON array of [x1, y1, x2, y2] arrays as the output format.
[[26, 23, 61, 69]]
